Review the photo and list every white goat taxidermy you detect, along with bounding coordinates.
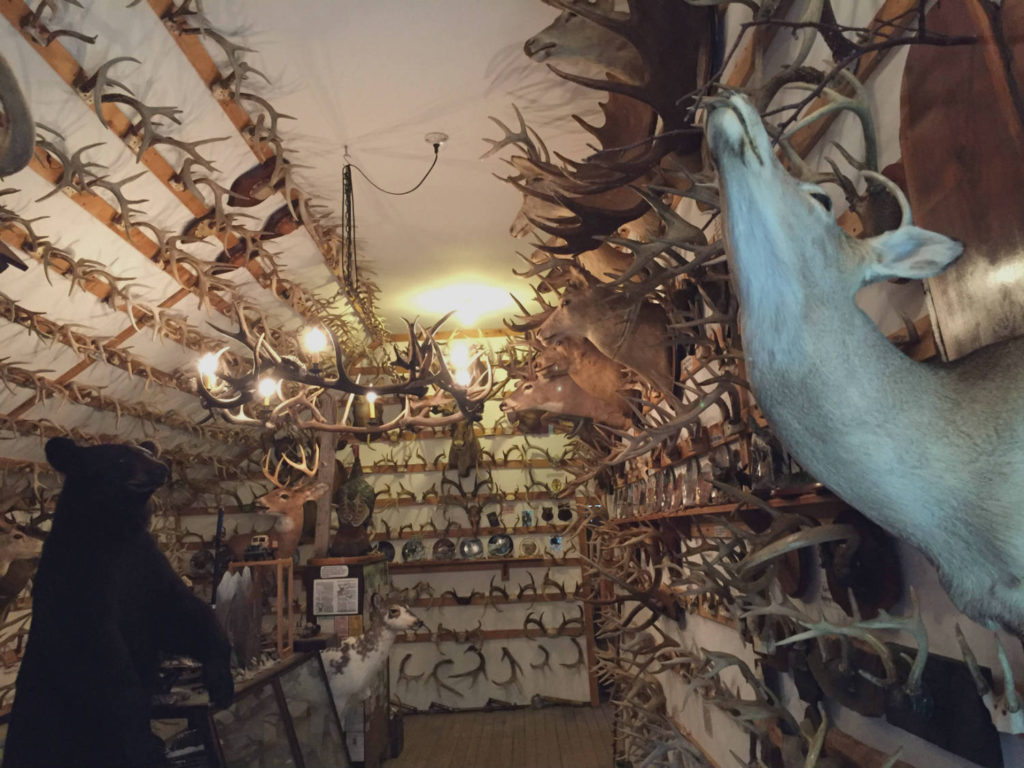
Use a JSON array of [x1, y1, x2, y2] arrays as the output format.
[[320, 596, 424, 714]]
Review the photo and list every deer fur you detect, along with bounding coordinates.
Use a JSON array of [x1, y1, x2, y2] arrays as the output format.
[[523, 0, 644, 84], [537, 277, 673, 393], [0, 521, 42, 578], [500, 374, 631, 429], [534, 335, 630, 407], [707, 93, 1024, 635], [320, 598, 424, 713], [225, 481, 328, 562]]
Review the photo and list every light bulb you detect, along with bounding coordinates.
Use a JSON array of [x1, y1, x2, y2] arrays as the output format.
[[366, 390, 378, 420], [257, 378, 278, 400], [448, 339, 472, 370], [197, 353, 220, 379], [454, 369, 472, 388], [302, 326, 329, 355]]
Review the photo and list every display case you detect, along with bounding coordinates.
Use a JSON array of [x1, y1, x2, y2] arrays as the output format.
[[156, 652, 349, 768]]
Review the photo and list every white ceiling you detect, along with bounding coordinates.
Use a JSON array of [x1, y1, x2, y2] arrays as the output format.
[[198, 0, 600, 332], [0, 0, 600, 468]]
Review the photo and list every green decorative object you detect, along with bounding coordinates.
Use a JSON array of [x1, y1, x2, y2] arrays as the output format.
[[335, 446, 375, 528]]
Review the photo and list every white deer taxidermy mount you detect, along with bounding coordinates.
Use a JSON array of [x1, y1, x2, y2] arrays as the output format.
[[707, 92, 1024, 726], [320, 595, 425, 714]]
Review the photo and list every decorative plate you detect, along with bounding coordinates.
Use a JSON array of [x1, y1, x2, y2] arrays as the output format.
[[375, 541, 396, 562], [432, 537, 456, 561], [487, 533, 513, 557], [519, 537, 540, 557], [401, 538, 425, 562], [458, 537, 483, 559]]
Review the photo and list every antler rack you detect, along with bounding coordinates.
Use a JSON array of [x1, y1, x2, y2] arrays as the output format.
[[196, 307, 493, 433]]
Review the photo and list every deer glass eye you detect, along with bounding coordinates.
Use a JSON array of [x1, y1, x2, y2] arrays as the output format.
[[800, 183, 833, 212], [279, 493, 289, 500], [388, 608, 399, 617], [523, 383, 533, 391], [811, 191, 832, 211]]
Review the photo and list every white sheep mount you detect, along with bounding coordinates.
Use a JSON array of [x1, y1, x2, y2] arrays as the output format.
[[320, 595, 424, 714]]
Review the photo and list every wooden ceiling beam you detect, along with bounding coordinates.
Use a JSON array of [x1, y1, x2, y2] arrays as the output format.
[[0, 3, 341, 332], [0, 413, 252, 471], [0, 360, 258, 448], [145, 0, 386, 345]]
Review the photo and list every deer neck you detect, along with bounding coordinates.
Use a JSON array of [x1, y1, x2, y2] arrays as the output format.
[[725, 221, 941, 539], [267, 503, 303, 557], [353, 622, 396, 667]]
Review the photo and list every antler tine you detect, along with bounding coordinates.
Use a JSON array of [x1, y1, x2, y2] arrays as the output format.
[[781, 68, 878, 172], [261, 450, 287, 488], [281, 442, 320, 478], [481, 104, 546, 162]]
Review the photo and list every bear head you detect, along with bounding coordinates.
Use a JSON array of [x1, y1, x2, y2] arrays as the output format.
[[45, 438, 170, 529]]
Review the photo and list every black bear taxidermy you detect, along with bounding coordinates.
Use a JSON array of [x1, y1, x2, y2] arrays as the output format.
[[2, 438, 233, 768]]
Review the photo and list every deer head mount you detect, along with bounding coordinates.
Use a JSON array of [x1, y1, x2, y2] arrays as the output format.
[[708, 92, 1024, 642], [226, 444, 327, 562]]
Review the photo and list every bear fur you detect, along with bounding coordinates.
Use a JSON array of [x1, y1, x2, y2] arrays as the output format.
[[2, 438, 234, 768]]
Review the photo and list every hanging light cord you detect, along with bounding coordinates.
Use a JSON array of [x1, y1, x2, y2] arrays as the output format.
[[344, 142, 441, 196]]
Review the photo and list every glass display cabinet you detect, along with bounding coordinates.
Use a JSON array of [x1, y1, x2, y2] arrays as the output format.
[[156, 651, 350, 768]]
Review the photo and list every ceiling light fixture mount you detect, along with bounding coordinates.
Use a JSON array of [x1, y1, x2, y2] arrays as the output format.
[[424, 131, 449, 150]]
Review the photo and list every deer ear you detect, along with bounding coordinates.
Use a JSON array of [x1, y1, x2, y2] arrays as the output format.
[[370, 592, 384, 612], [864, 226, 963, 283], [45, 437, 79, 473], [303, 482, 330, 500]]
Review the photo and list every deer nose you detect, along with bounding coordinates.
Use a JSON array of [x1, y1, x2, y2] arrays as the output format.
[[523, 38, 554, 58]]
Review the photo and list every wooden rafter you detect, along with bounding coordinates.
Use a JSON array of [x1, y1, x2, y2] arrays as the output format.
[[0, 360, 258, 447], [145, 0, 387, 345], [0, 414, 253, 473]]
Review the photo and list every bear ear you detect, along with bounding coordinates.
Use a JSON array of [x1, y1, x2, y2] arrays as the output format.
[[45, 437, 79, 473], [139, 441, 158, 456]]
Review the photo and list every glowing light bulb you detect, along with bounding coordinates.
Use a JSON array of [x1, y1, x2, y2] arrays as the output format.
[[454, 369, 472, 388], [257, 377, 278, 403], [302, 326, 329, 355], [366, 390, 378, 420], [448, 339, 472, 370], [197, 353, 220, 379]]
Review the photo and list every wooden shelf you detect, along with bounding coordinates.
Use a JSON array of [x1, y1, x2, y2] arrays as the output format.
[[389, 556, 582, 574], [615, 428, 746, 488], [350, 421, 576, 444], [372, 524, 571, 542], [375, 492, 586, 510], [608, 490, 847, 526], [364, 458, 559, 476], [410, 593, 580, 608], [394, 626, 585, 644]]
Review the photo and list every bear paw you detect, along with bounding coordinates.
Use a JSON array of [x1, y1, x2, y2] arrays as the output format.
[[204, 663, 234, 709]]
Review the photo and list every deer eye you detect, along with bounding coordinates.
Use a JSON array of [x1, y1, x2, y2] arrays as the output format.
[[800, 182, 832, 212], [279, 493, 289, 500], [12, 533, 22, 540], [562, 298, 572, 307], [388, 608, 400, 617], [523, 383, 533, 391]]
